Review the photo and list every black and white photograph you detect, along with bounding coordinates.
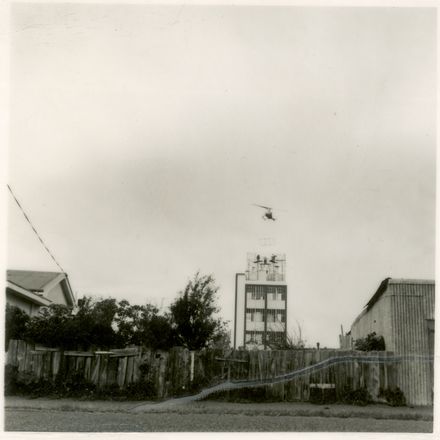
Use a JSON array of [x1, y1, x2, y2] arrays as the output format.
[[2, 0, 437, 435]]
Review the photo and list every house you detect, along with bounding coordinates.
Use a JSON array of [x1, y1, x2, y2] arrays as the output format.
[[234, 253, 287, 349], [349, 278, 435, 405], [6, 270, 76, 316]]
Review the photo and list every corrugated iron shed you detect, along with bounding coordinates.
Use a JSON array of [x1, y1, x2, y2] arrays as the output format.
[[350, 278, 435, 406]]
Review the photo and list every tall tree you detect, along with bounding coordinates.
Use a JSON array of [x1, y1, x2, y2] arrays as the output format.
[[114, 301, 175, 350], [169, 273, 227, 350], [73, 296, 119, 349]]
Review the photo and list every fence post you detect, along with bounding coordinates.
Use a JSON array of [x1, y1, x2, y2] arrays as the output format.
[[190, 351, 195, 383], [6, 339, 18, 366]]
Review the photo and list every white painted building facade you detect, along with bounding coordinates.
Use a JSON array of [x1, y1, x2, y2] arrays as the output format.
[[234, 253, 287, 349]]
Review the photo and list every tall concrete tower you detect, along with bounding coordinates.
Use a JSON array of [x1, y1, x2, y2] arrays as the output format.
[[234, 253, 287, 349]]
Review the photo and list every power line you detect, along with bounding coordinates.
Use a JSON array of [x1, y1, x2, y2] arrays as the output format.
[[7, 184, 65, 273]]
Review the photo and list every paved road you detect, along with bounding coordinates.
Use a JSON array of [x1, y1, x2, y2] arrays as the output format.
[[4, 409, 433, 432]]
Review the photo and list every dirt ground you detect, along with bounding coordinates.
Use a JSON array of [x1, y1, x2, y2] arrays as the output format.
[[4, 408, 434, 432], [4, 395, 434, 420]]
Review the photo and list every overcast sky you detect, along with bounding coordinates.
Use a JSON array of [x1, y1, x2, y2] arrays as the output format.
[[6, 4, 436, 348]]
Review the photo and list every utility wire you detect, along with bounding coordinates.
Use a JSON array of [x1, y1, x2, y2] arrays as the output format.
[[7, 184, 65, 273]]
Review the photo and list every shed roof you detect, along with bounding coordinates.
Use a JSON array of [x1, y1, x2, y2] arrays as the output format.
[[366, 277, 435, 310], [388, 278, 435, 285]]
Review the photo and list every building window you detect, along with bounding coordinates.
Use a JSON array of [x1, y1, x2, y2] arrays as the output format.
[[246, 309, 264, 322], [266, 310, 275, 322], [275, 310, 286, 322], [247, 285, 265, 301]]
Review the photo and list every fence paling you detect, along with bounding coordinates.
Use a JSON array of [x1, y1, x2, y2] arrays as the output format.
[[7, 340, 429, 404]]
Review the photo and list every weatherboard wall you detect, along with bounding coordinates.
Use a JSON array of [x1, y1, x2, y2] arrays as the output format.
[[6, 288, 40, 316], [45, 282, 65, 305]]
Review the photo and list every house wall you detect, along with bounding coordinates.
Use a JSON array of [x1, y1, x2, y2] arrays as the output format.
[[6, 288, 39, 316], [46, 282, 67, 305]]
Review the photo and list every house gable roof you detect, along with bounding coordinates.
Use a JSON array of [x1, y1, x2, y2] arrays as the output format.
[[7, 270, 61, 292], [6, 270, 76, 307]]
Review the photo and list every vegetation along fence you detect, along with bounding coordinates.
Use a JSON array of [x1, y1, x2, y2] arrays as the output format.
[[7, 340, 405, 403]]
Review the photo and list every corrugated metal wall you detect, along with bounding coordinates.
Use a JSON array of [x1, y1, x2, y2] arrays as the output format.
[[350, 280, 434, 406], [389, 281, 435, 406], [350, 293, 393, 349]]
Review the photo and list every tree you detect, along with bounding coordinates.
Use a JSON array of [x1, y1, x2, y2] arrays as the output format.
[[74, 296, 119, 349], [114, 301, 176, 350], [169, 273, 227, 350], [24, 296, 120, 350], [210, 327, 231, 352], [20, 295, 177, 351], [24, 304, 74, 348], [114, 300, 150, 346], [5, 304, 30, 350], [146, 314, 176, 350]]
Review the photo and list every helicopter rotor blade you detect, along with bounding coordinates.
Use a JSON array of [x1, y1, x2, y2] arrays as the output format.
[[252, 203, 272, 210]]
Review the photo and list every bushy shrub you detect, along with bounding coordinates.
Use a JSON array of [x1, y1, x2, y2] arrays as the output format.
[[4, 365, 19, 396], [379, 387, 406, 406], [6, 272, 231, 353], [309, 385, 337, 404], [354, 332, 385, 351], [57, 370, 97, 397], [189, 373, 211, 394], [341, 386, 372, 406], [24, 304, 77, 349], [5, 368, 157, 401], [5, 304, 30, 350], [123, 379, 157, 400]]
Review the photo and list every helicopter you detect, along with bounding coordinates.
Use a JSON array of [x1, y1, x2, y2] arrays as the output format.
[[253, 204, 277, 221]]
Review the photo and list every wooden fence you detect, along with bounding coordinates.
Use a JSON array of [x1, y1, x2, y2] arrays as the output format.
[[6, 340, 399, 402]]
